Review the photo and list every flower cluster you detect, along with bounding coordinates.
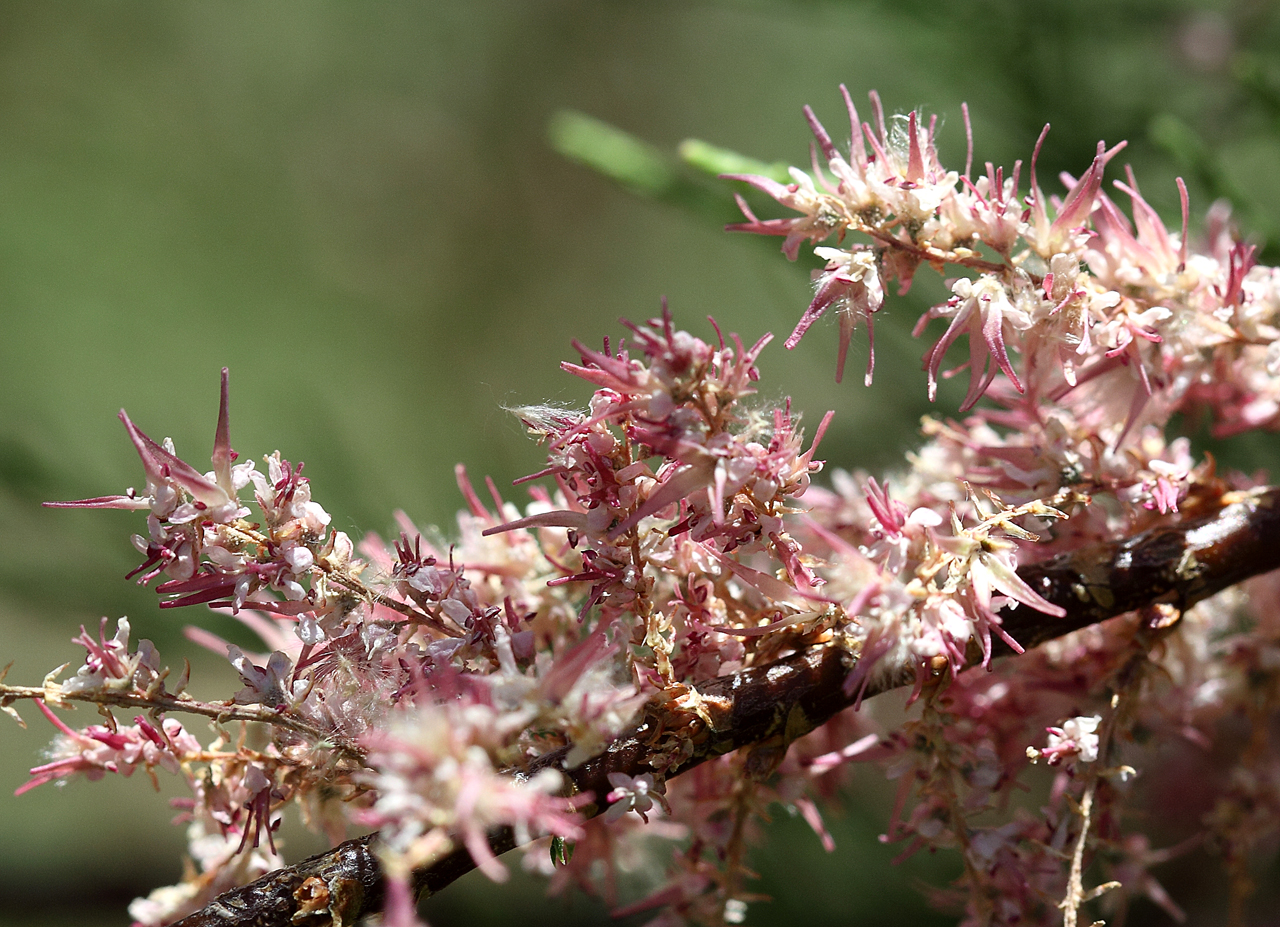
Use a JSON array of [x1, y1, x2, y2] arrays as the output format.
[[5, 87, 1280, 927], [46, 370, 355, 617], [723, 87, 1280, 925], [15, 701, 201, 795], [57, 617, 164, 696], [358, 704, 586, 885]]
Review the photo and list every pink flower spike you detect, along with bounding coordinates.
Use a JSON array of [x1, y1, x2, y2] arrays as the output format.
[[860, 120, 891, 173], [711, 550, 812, 607], [925, 276, 1027, 409], [120, 410, 234, 513], [794, 796, 836, 852], [607, 459, 715, 541], [975, 550, 1065, 620], [802, 104, 838, 162], [1176, 176, 1190, 270], [837, 84, 868, 170], [1221, 239, 1259, 309], [540, 623, 619, 704], [807, 733, 883, 775], [961, 102, 974, 180], [482, 509, 589, 538], [1025, 124, 1053, 238], [155, 573, 241, 609], [721, 172, 795, 204], [906, 110, 924, 183], [456, 464, 491, 519], [1048, 139, 1127, 247], [43, 493, 152, 511], [17, 702, 195, 797], [1112, 172, 1179, 273], [1028, 123, 1050, 198], [725, 194, 815, 261], [34, 699, 78, 738], [801, 410, 836, 466], [1053, 140, 1108, 232], [864, 477, 907, 536], [789, 249, 884, 385], [867, 89, 887, 149], [211, 368, 234, 498]]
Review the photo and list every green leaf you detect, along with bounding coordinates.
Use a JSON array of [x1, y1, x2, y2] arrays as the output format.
[[548, 110, 674, 196], [678, 138, 791, 184], [549, 835, 575, 867]]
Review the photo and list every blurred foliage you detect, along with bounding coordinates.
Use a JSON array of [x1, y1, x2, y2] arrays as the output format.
[[2, 1, 1280, 925]]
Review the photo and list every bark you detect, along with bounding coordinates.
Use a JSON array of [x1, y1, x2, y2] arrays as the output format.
[[174, 487, 1280, 927]]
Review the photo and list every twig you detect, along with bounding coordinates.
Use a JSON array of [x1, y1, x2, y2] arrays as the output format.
[[157, 486, 1280, 926], [0, 684, 368, 766]]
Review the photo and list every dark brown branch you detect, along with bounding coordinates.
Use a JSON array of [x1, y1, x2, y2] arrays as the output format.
[[174, 487, 1280, 927]]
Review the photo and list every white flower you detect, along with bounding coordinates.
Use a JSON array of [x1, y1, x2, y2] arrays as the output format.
[[1039, 714, 1102, 765], [603, 772, 670, 823]]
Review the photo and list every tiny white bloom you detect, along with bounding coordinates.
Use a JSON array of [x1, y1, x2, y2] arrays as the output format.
[[1044, 714, 1102, 764]]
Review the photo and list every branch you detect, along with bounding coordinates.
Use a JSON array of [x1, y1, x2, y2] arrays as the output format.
[[0, 682, 367, 766], [162, 486, 1280, 926]]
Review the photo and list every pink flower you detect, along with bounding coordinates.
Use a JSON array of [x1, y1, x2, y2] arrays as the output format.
[[790, 248, 884, 386], [1024, 134, 1124, 258], [603, 772, 671, 823], [922, 275, 1032, 410], [1035, 714, 1102, 766], [359, 706, 586, 882], [226, 646, 296, 707], [17, 702, 202, 795], [58, 617, 162, 696]]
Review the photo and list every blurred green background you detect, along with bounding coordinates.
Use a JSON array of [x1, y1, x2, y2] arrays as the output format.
[[2, 1, 1280, 924]]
